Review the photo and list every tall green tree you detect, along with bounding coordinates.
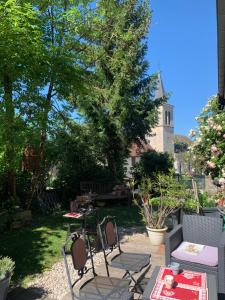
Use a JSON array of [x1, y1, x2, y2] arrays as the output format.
[[0, 0, 93, 202], [0, 0, 43, 197], [75, 0, 161, 177], [16, 0, 92, 204], [0, 0, 163, 206]]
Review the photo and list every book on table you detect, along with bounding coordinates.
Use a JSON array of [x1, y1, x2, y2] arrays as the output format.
[[63, 212, 83, 218]]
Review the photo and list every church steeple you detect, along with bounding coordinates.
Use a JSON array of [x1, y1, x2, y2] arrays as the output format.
[[147, 71, 174, 154], [155, 72, 165, 100]]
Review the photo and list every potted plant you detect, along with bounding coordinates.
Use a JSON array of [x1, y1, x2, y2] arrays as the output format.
[[181, 181, 220, 220], [0, 256, 15, 300], [138, 173, 192, 245]]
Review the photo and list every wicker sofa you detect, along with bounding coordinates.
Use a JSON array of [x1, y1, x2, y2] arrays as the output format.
[[165, 214, 225, 294]]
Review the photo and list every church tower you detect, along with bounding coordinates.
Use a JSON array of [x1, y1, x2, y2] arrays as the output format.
[[148, 73, 174, 154]]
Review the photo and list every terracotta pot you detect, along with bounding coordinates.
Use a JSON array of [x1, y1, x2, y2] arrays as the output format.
[[146, 226, 168, 246], [0, 274, 11, 300]]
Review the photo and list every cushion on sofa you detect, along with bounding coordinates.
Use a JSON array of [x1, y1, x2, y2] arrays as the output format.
[[171, 241, 218, 267]]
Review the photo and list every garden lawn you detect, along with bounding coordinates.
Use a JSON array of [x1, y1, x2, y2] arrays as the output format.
[[0, 204, 143, 286]]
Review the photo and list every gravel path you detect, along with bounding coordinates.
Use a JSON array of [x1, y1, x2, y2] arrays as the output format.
[[27, 251, 105, 300], [27, 227, 147, 300]]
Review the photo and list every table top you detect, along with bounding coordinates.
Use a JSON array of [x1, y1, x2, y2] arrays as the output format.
[[142, 266, 217, 300], [63, 212, 83, 219], [63, 208, 97, 219]]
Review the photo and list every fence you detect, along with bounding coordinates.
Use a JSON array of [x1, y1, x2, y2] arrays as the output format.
[[176, 175, 217, 194]]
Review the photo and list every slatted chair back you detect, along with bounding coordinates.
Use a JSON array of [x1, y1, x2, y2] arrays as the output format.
[[98, 216, 120, 250], [71, 237, 88, 275], [182, 214, 223, 247], [62, 233, 96, 299], [105, 221, 117, 247], [98, 216, 121, 276]]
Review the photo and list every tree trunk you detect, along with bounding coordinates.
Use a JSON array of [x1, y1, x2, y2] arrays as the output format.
[[27, 82, 53, 209], [107, 153, 117, 178], [3, 73, 16, 197]]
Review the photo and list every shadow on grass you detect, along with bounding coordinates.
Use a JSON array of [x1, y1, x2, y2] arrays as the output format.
[[0, 204, 143, 286], [8, 286, 47, 300], [0, 213, 82, 286]]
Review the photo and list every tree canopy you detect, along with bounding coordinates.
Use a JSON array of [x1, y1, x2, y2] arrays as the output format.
[[132, 150, 174, 182], [0, 0, 161, 208]]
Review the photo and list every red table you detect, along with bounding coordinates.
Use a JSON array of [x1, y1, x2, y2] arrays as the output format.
[[150, 267, 207, 300], [142, 266, 217, 300]]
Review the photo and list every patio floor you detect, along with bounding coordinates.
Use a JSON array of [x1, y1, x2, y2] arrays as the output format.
[[61, 228, 165, 300], [8, 227, 165, 300]]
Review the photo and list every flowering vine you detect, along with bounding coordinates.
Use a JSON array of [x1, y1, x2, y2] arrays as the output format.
[[189, 95, 225, 182]]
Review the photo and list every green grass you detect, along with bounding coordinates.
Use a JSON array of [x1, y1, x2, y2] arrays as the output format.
[[0, 204, 143, 286]]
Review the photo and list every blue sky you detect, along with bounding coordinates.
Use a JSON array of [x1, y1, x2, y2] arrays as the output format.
[[148, 0, 217, 136]]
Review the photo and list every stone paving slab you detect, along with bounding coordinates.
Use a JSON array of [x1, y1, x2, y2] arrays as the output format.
[[61, 232, 165, 300]]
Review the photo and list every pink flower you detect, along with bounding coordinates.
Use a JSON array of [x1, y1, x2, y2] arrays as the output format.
[[211, 145, 221, 156], [211, 145, 218, 152], [188, 129, 196, 137], [216, 198, 225, 206], [206, 161, 216, 169], [208, 118, 214, 126], [219, 178, 225, 185], [223, 134, 225, 138]]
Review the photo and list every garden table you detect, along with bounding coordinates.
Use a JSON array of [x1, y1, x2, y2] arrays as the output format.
[[63, 208, 98, 234], [63, 208, 100, 252], [142, 266, 217, 300]]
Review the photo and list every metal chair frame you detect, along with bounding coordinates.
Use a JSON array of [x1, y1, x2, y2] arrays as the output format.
[[62, 232, 96, 300], [62, 231, 133, 300], [98, 216, 151, 293]]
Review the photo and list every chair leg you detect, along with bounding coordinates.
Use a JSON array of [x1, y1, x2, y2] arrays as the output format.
[[122, 270, 129, 279], [124, 271, 144, 294], [126, 264, 151, 294], [62, 247, 75, 300]]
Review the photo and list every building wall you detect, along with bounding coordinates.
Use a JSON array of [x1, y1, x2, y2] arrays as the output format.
[[125, 156, 141, 178], [174, 152, 191, 174], [148, 103, 174, 154], [163, 126, 174, 154], [148, 126, 164, 152]]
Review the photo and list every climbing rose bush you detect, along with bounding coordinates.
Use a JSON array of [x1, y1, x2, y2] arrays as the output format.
[[189, 95, 225, 181]]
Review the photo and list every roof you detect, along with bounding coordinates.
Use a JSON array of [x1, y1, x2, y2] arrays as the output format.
[[129, 142, 153, 157], [217, 0, 225, 99], [155, 72, 174, 108], [174, 134, 192, 145], [155, 72, 165, 99]]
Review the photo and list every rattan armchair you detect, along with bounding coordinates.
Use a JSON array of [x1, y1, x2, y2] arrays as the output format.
[[165, 214, 225, 294]]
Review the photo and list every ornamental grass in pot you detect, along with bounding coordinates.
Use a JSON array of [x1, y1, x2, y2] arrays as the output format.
[[137, 173, 192, 246], [0, 257, 15, 300]]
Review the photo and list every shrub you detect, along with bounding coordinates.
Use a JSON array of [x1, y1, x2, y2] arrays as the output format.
[[136, 173, 194, 229], [131, 150, 174, 183], [0, 257, 15, 280]]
